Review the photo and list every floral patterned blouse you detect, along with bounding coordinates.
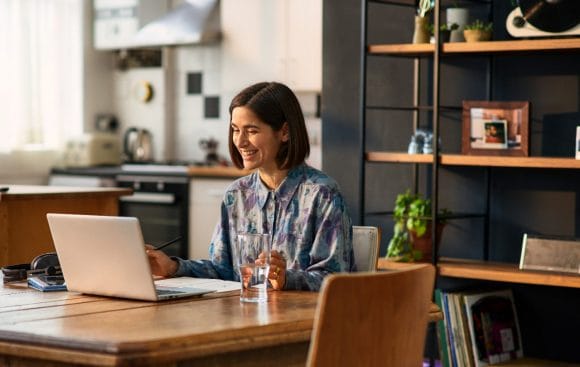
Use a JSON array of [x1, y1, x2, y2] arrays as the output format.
[[172, 163, 355, 291]]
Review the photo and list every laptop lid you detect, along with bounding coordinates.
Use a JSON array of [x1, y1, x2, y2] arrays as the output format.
[[46, 213, 212, 301]]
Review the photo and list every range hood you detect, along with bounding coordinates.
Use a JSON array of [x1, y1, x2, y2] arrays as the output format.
[[131, 0, 220, 48], [93, 0, 220, 50]]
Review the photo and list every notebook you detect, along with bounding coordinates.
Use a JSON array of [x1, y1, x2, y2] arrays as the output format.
[[46, 213, 215, 301]]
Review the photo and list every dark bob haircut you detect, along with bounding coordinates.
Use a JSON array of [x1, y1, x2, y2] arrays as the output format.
[[228, 82, 310, 170]]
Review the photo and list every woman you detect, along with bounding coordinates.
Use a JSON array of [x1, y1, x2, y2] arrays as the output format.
[[147, 82, 354, 291]]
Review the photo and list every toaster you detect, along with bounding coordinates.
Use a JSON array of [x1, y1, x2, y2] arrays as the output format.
[[63, 133, 122, 167]]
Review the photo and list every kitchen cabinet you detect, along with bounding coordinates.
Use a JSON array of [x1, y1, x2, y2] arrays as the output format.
[[360, 0, 580, 364], [189, 178, 233, 259], [221, 0, 322, 91]]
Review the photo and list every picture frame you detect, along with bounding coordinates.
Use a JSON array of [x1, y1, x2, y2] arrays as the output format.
[[462, 101, 530, 156]]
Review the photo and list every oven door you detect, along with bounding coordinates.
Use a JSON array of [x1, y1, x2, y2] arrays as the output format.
[[117, 175, 189, 258]]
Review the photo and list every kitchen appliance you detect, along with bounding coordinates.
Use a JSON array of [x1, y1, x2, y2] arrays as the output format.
[[62, 133, 122, 167], [124, 127, 153, 162], [93, 0, 221, 50], [506, 0, 580, 38], [199, 138, 220, 165], [117, 174, 190, 258]]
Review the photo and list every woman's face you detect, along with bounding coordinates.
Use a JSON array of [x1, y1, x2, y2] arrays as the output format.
[[231, 106, 288, 172]]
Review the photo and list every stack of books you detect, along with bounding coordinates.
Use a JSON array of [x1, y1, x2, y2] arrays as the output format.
[[434, 288, 524, 367]]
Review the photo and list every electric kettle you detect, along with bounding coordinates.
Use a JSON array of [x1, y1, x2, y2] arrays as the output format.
[[123, 127, 153, 162]]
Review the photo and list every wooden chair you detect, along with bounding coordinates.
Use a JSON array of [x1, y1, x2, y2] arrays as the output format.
[[307, 263, 436, 367], [352, 226, 381, 272]]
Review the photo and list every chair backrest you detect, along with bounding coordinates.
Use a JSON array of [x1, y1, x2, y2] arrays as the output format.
[[306, 263, 436, 367], [352, 226, 380, 272]]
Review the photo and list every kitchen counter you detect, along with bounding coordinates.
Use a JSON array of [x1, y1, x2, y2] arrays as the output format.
[[51, 164, 251, 178], [0, 185, 132, 266]]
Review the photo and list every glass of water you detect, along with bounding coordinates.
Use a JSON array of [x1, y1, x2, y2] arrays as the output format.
[[235, 233, 270, 303]]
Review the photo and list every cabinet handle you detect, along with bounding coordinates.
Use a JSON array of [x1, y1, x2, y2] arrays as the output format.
[[120, 192, 175, 204]]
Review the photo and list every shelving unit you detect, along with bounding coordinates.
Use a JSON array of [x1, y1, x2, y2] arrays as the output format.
[[360, 0, 580, 365]]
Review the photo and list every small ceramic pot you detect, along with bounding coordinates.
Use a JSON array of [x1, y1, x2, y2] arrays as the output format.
[[463, 29, 492, 42]]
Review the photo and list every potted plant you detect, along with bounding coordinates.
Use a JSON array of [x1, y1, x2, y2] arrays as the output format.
[[386, 190, 449, 262], [446, 2, 469, 42], [428, 22, 459, 43], [463, 19, 493, 42]]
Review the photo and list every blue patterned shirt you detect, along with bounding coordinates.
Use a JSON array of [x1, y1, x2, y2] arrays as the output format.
[[172, 164, 355, 291]]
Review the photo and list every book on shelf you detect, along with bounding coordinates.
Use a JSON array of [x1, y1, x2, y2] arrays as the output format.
[[463, 289, 524, 367], [434, 289, 451, 367]]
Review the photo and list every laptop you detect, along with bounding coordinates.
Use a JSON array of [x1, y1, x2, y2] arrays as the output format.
[[46, 213, 215, 301]]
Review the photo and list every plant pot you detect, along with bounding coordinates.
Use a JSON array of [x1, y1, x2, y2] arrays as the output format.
[[463, 29, 492, 42], [409, 222, 445, 263], [430, 30, 451, 44], [446, 7, 469, 42]]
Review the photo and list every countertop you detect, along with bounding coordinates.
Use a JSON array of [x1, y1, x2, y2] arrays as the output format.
[[51, 165, 251, 178]]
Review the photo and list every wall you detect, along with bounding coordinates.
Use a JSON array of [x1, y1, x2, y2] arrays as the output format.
[[1, 0, 322, 185]]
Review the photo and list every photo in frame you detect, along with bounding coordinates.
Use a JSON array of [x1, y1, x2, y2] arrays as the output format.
[[462, 101, 530, 156]]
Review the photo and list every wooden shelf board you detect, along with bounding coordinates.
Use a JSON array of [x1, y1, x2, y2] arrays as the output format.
[[368, 38, 580, 57], [366, 151, 433, 163], [441, 154, 580, 169], [443, 38, 580, 54], [368, 43, 434, 56], [437, 259, 580, 289]]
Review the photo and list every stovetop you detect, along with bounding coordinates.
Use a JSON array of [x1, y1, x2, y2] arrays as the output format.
[[121, 160, 213, 173]]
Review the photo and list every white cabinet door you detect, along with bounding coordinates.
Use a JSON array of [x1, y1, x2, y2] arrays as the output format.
[[221, 0, 321, 92], [189, 178, 233, 259]]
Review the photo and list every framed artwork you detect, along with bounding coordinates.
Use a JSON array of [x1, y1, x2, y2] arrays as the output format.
[[462, 101, 530, 156]]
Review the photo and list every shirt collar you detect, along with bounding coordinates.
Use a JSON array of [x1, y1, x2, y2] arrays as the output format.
[[254, 164, 305, 210]]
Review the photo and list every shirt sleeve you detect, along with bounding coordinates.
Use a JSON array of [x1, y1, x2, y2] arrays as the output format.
[[172, 201, 237, 281], [283, 190, 354, 291]]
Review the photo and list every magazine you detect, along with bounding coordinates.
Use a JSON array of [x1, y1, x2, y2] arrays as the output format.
[[463, 289, 524, 367]]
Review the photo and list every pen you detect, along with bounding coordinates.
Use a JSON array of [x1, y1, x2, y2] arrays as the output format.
[[154, 236, 183, 251]]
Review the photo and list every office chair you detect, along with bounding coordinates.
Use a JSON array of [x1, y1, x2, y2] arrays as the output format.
[[307, 263, 436, 367], [352, 226, 381, 272]]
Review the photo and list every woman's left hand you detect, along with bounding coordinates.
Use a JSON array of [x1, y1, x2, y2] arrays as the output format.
[[258, 250, 286, 290]]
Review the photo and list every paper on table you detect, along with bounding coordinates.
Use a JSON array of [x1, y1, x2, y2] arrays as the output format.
[[155, 277, 240, 293]]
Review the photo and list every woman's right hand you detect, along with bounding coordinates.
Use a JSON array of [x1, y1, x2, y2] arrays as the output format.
[[145, 245, 178, 277]]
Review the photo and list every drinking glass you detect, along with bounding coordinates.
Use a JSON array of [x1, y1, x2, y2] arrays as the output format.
[[235, 233, 270, 303]]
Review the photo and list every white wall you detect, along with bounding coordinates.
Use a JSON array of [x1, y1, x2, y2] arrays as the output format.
[[0, 0, 322, 184]]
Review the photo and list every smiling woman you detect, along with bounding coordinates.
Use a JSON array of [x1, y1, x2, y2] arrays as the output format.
[[147, 82, 355, 292], [0, 0, 82, 154]]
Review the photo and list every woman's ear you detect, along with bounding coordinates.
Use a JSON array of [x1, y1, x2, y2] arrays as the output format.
[[281, 122, 290, 142]]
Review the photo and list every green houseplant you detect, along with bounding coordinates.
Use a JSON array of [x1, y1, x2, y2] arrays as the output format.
[[463, 19, 493, 42], [427, 22, 459, 43], [386, 190, 449, 262]]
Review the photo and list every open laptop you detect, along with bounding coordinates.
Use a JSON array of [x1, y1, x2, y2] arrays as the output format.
[[46, 213, 215, 301]]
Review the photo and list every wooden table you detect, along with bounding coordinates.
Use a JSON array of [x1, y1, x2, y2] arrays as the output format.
[[0, 185, 131, 266], [0, 277, 444, 367], [0, 281, 316, 367]]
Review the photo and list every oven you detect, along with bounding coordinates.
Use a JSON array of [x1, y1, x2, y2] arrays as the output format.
[[116, 174, 189, 258]]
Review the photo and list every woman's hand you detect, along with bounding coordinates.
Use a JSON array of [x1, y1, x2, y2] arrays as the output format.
[[258, 250, 286, 290], [145, 245, 178, 277]]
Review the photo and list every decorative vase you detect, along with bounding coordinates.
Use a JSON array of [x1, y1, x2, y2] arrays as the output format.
[[463, 29, 492, 42], [446, 7, 469, 42], [410, 222, 445, 263], [412, 16, 430, 44]]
